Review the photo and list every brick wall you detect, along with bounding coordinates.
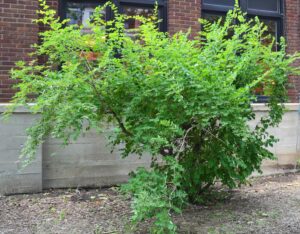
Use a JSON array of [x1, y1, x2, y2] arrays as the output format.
[[168, 0, 201, 37], [0, 0, 59, 103], [0, 0, 39, 102], [285, 0, 300, 102], [1, 0, 300, 102]]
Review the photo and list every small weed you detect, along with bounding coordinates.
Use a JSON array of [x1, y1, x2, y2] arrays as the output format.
[[62, 195, 68, 203], [268, 211, 280, 219], [49, 206, 56, 213], [254, 210, 280, 220], [207, 227, 219, 234], [256, 218, 267, 226], [256, 210, 270, 218], [93, 224, 101, 234], [296, 159, 300, 169], [59, 210, 66, 221], [208, 210, 237, 223]]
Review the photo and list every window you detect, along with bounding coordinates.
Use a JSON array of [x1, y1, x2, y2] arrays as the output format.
[[123, 5, 155, 29], [122, 5, 163, 31], [60, 0, 107, 27], [59, 0, 167, 32], [202, 0, 283, 49]]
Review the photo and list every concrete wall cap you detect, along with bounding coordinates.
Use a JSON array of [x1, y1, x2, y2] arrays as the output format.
[[1, 103, 299, 113], [251, 103, 300, 112], [0, 103, 36, 113]]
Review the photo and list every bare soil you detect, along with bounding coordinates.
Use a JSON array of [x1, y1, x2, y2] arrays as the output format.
[[1, 173, 300, 234]]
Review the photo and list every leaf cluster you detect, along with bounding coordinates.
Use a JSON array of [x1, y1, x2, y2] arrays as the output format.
[[121, 157, 186, 233]]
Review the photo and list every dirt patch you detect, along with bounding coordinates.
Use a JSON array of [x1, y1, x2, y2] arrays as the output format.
[[1, 173, 300, 234]]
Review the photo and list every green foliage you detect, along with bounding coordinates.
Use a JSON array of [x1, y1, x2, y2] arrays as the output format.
[[5, 0, 300, 232], [121, 157, 186, 233]]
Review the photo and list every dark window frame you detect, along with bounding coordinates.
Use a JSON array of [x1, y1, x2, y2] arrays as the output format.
[[118, 0, 168, 32], [202, 0, 284, 103], [59, 0, 109, 22], [202, 1, 235, 13], [59, 0, 168, 32], [202, 0, 284, 47]]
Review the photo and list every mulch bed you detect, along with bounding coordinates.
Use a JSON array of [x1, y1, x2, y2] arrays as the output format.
[[1, 173, 300, 234]]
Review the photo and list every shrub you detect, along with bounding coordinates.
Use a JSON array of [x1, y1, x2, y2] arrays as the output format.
[[121, 157, 186, 233], [5, 0, 300, 232]]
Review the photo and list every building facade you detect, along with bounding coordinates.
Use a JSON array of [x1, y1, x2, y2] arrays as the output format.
[[1, 0, 300, 195], [0, 0, 300, 102]]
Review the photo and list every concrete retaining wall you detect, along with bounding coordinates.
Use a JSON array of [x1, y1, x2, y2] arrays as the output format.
[[0, 104, 299, 195], [251, 104, 300, 175], [0, 106, 42, 195], [43, 133, 152, 189]]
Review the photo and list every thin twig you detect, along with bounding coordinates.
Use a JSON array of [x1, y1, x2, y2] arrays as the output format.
[[83, 55, 133, 137], [170, 125, 197, 161]]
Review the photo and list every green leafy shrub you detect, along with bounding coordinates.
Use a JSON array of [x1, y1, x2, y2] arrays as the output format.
[[121, 157, 186, 233], [5, 0, 300, 232]]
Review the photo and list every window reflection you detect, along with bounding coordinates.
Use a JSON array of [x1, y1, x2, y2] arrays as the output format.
[[203, 0, 235, 7], [202, 13, 278, 50], [66, 2, 104, 28], [202, 12, 225, 23], [64, 2, 166, 32], [123, 6, 156, 29], [260, 19, 277, 50], [202, 12, 234, 39], [247, 0, 279, 12]]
